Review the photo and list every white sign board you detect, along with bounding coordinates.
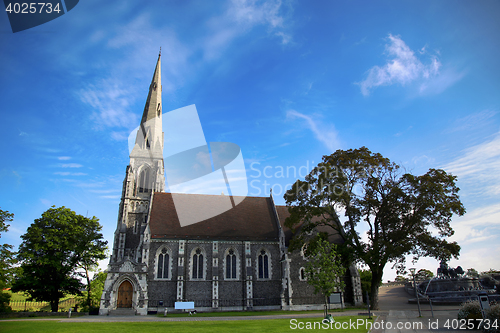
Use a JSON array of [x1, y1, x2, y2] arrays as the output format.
[[175, 301, 195, 310]]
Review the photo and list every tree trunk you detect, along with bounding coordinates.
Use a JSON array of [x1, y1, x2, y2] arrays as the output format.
[[370, 270, 382, 310], [85, 265, 91, 308], [50, 299, 59, 312], [324, 295, 328, 317]]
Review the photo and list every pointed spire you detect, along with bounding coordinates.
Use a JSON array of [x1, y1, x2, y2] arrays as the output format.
[[139, 52, 162, 125], [132, 52, 164, 155]]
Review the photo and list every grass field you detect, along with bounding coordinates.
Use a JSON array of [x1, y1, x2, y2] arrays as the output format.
[[0, 315, 373, 333]]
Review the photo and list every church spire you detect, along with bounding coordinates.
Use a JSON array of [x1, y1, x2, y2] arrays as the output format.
[[132, 51, 164, 154], [140, 50, 162, 125]]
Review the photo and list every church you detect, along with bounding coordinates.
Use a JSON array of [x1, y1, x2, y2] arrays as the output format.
[[99, 52, 362, 315]]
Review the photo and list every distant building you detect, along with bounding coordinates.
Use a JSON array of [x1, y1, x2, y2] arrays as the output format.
[[99, 52, 362, 315]]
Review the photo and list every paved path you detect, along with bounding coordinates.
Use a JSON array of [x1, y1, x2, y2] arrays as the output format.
[[373, 285, 472, 333]]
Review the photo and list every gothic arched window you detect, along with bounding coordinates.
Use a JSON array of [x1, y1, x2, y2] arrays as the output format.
[[138, 168, 151, 193], [226, 249, 237, 279], [258, 249, 269, 279], [192, 248, 204, 279], [157, 248, 169, 279]]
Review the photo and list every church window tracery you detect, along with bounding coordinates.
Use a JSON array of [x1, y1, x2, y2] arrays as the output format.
[[225, 249, 237, 279], [156, 247, 170, 279], [192, 248, 204, 279], [258, 249, 270, 279]]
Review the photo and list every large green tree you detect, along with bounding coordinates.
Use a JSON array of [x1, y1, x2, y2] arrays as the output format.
[[284, 147, 465, 309], [12, 206, 107, 312], [0, 208, 16, 312], [415, 269, 434, 281], [304, 239, 345, 316]]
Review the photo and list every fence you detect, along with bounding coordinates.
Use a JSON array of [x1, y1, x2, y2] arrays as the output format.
[[9, 298, 79, 311]]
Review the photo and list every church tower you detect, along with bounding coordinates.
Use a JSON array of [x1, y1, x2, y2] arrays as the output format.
[[100, 51, 164, 315]]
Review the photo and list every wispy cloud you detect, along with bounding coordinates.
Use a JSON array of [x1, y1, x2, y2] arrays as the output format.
[[446, 110, 497, 133], [286, 110, 340, 152], [227, 0, 291, 44], [357, 34, 443, 96], [54, 172, 87, 176], [203, 0, 291, 59], [80, 79, 139, 130], [61, 163, 83, 168], [58, 156, 71, 160], [443, 131, 500, 197]]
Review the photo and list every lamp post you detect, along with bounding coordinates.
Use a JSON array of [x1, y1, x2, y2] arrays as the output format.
[[410, 268, 422, 317]]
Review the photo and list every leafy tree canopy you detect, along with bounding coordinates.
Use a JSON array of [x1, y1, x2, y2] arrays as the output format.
[[12, 206, 107, 312], [415, 269, 434, 281], [0, 209, 16, 290], [466, 268, 479, 278], [284, 147, 465, 309], [304, 239, 345, 316], [0, 208, 16, 312]]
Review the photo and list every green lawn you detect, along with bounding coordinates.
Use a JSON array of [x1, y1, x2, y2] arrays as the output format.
[[0, 316, 373, 333]]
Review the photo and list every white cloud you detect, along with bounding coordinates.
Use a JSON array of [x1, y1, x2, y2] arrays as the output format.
[[204, 0, 291, 58], [80, 79, 139, 130], [358, 34, 442, 96], [228, 0, 285, 29], [449, 245, 500, 274], [443, 131, 500, 197], [286, 110, 340, 152], [450, 203, 500, 244], [58, 156, 71, 160]]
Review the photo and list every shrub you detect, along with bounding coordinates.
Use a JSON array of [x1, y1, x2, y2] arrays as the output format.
[[483, 303, 500, 333], [0, 292, 12, 313], [458, 300, 482, 320]]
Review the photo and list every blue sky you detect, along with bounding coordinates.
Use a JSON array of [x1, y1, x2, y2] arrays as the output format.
[[1, 0, 499, 282]]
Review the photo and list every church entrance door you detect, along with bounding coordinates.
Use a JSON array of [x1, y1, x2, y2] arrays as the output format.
[[117, 280, 133, 308]]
